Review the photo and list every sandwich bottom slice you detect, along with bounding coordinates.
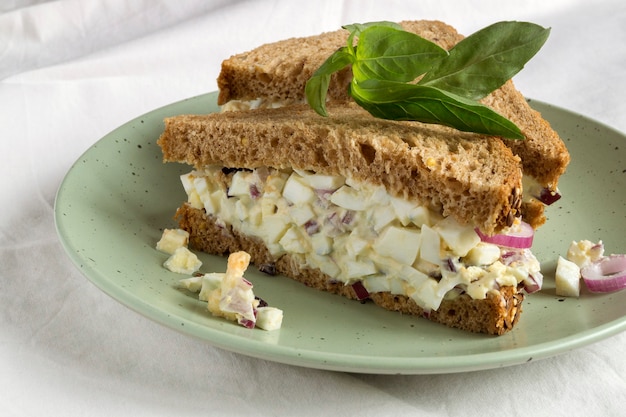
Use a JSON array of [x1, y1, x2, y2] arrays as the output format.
[[173, 165, 541, 335]]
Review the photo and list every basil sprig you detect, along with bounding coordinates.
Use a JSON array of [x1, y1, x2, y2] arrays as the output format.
[[305, 21, 551, 140]]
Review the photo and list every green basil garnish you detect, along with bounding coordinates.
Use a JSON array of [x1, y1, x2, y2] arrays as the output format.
[[305, 21, 551, 140]]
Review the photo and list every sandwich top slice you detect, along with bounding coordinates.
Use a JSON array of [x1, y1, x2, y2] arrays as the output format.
[[216, 20, 570, 228], [158, 102, 542, 335]]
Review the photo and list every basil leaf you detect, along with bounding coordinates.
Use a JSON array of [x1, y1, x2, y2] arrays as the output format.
[[305, 20, 548, 140], [353, 26, 449, 83], [343, 22, 402, 56], [351, 79, 524, 139], [420, 21, 550, 100], [305, 47, 354, 116]]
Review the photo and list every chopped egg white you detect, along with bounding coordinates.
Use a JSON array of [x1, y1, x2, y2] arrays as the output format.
[[255, 307, 284, 331], [156, 228, 189, 255], [198, 273, 224, 301], [435, 216, 481, 257], [465, 243, 501, 266], [373, 225, 421, 265], [555, 256, 581, 297], [180, 167, 543, 311], [164, 247, 202, 275], [179, 275, 203, 292]]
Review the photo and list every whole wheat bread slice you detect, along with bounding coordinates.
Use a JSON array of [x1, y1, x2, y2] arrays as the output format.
[[158, 102, 526, 234], [216, 20, 570, 191], [217, 21, 462, 105]]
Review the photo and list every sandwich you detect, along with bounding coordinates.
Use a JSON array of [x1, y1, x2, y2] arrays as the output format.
[[157, 21, 570, 335], [217, 20, 570, 228]]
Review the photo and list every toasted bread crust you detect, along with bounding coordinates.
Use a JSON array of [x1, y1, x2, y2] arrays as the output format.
[[176, 203, 524, 335], [483, 84, 570, 187], [158, 102, 526, 234], [216, 20, 463, 105], [216, 19, 570, 189]]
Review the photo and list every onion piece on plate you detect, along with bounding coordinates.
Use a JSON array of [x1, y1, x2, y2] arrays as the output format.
[[475, 221, 534, 249], [351, 281, 370, 300], [581, 255, 626, 293]]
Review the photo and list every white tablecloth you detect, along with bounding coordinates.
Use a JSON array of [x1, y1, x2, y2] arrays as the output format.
[[2, 1, 625, 415]]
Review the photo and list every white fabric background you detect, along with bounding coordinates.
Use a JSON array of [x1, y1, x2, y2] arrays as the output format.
[[1, 1, 625, 415]]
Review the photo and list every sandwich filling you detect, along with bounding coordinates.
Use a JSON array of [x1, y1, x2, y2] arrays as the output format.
[[179, 166, 542, 312]]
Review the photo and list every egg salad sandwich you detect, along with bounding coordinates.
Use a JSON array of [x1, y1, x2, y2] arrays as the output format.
[[157, 21, 570, 335]]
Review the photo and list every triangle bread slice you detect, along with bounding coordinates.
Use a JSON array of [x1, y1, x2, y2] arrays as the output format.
[[216, 20, 570, 205]]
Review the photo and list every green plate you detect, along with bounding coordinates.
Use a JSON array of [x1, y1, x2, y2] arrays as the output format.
[[54, 92, 626, 374]]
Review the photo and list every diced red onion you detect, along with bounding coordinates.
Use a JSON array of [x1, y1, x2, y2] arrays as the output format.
[[341, 210, 355, 225], [581, 255, 626, 293], [304, 220, 320, 235], [249, 184, 261, 199], [316, 189, 336, 198], [351, 281, 370, 300], [501, 250, 523, 265], [534, 187, 562, 206], [592, 242, 605, 251], [325, 211, 350, 236], [445, 258, 457, 273], [475, 221, 534, 249], [523, 272, 543, 294], [326, 212, 339, 227], [238, 317, 256, 329], [315, 189, 333, 208]]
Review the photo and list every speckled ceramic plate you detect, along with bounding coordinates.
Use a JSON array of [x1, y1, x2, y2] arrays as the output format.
[[54, 92, 626, 374]]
